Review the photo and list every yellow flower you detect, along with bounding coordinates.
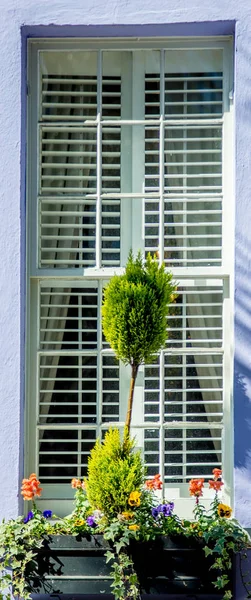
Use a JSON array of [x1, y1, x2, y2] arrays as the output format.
[[218, 503, 232, 518], [121, 511, 133, 520], [129, 524, 140, 531], [74, 519, 85, 527], [128, 491, 141, 507]]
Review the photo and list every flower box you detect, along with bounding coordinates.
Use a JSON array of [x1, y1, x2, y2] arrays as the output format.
[[233, 547, 251, 599], [27, 534, 228, 599]]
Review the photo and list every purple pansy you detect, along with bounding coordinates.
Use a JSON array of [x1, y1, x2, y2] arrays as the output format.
[[160, 504, 172, 517], [43, 510, 53, 519], [151, 507, 159, 519], [157, 502, 174, 517], [86, 515, 97, 528], [23, 511, 34, 524]]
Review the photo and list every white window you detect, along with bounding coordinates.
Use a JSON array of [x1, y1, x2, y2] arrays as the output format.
[[27, 38, 234, 516]]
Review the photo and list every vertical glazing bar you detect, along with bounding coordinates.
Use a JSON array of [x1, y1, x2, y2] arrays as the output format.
[[183, 80, 188, 267], [222, 45, 233, 272], [96, 50, 102, 269], [77, 292, 82, 478], [159, 49, 165, 265], [132, 51, 145, 257], [182, 293, 187, 481], [36, 281, 41, 478], [159, 350, 165, 499], [159, 50, 165, 496], [97, 281, 102, 440], [222, 278, 233, 506]]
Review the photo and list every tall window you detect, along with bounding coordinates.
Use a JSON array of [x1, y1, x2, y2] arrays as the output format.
[[27, 39, 233, 515]]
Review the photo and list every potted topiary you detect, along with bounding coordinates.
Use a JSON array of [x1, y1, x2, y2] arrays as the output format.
[[0, 253, 250, 600]]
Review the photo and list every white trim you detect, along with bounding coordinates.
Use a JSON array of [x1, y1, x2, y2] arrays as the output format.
[[31, 38, 232, 50]]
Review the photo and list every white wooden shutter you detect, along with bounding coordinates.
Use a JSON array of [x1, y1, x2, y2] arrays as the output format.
[[144, 70, 223, 266], [38, 282, 120, 485], [144, 280, 224, 483], [40, 69, 121, 268]]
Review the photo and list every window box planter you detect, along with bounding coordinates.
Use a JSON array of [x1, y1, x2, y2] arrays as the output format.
[[233, 547, 251, 599], [27, 534, 231, 599]]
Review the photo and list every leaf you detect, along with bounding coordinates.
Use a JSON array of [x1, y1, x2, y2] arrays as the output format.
[[105, 551, 114, 563], [115, 540, 126, 553]]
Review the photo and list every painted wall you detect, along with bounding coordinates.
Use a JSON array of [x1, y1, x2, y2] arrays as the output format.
[[1, 0, 251, 524]]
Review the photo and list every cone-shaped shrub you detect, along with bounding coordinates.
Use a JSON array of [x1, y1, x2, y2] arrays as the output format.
[[85, 428, 144, 518], [102, 251, 177, 433]]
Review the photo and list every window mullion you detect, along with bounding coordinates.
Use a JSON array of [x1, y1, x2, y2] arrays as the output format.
[[131, 51, 145, 256], [159, 49, 165, 264], [120, 52, 133, 265], [77, 294, 82, 478], [96, 49, 102, 269], [97, 280, 103, 439]]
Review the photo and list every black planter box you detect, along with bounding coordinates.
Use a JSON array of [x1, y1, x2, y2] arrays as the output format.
[[27, 534, 230, 599]]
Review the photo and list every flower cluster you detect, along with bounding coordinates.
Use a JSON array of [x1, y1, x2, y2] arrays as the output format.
[[145, 474, 162, 490], [21, 473, 42, 501], [23, 509, 52, 524], [71, 478, 86, 490], [151, 502, 174, 518], [208, 467, 224, 492], [0, 466, 249, 600], [188, 469, 232, 518], [189, 478, 204, 498]]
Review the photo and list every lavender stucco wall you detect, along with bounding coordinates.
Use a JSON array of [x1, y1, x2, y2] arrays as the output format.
[[1, 0, 251, 523]]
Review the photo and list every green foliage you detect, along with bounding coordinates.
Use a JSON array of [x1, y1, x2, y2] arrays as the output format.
[[104, 522, 140, 600], [1, 469, 251, 600], [85, 428, 145, 517], [102, 251, 177, 367], [181, 498, 250, 600], [0, 512, 50, 600], [0, 491, 92, 599], [107, 550, 140, 600]]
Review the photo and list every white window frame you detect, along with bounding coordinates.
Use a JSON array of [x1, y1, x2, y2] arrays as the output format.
[[26, 37, 234, 517]]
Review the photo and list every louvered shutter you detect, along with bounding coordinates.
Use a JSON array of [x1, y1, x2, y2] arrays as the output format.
[[38, 282, 120, 485], [144, 70, 223, 267], [40, 56, 121, 268], [144, 282, 223, 483]]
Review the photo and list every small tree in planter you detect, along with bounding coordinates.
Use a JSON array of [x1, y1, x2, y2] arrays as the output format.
[[86, 252, 177, 516], [102, 251, 177, 437]]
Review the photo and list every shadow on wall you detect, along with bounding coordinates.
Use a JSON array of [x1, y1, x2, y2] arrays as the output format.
[[234, 235, 251, 525]]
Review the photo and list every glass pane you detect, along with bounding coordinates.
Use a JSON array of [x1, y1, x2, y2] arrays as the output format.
[[40, 51, 98, 122], [165, 428, 222, 483]]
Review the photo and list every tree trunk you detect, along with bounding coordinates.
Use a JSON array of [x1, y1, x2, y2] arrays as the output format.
[[124, 363, 139, 438]]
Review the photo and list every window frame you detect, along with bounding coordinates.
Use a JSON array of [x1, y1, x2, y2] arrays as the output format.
[[26, 37, 234, 517]]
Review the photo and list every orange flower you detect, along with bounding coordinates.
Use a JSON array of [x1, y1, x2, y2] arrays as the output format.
[[145, 474, 163, 491], [209, 479, 224, 492], [189, 478, 204, 498], [71, 478, 82, 489], [212, 468, 222, 481], [21, 473, 42, 501]]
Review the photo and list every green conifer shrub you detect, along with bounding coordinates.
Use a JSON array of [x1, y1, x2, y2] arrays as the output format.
[[85, 429, 144, 518], [102, 251, 177, 433]]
